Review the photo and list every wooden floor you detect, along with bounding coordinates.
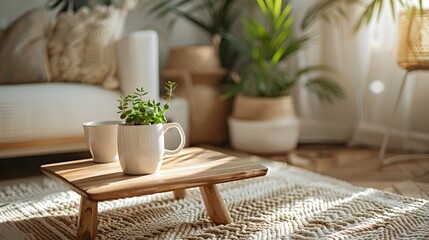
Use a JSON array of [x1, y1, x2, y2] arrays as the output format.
[[255, 144, 429, 200]]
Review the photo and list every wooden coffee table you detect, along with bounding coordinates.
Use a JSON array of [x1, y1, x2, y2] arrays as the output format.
[[41, 147, 268, 239]]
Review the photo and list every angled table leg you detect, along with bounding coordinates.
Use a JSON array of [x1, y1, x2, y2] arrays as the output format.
[[173, 189, 187, 199], [77, 196, 98, 240], [199, 184, 232, 224]]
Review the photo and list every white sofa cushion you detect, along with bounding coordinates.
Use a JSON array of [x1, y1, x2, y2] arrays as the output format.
[[0, 8, 50, 85], [48, 6, 129, 89], [0, 83, 120, 143]]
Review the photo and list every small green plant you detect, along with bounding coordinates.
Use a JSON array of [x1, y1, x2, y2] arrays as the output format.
[[117, 81, 178, 125]]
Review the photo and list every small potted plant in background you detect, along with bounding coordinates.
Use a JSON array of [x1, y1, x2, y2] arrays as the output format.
[[117, 81, 186, 175], [225, 0, 345, 154]]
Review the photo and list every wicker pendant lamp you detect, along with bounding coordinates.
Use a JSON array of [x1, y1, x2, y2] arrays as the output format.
[[379, 8, 429, 165], [397, 9, 429, 70]]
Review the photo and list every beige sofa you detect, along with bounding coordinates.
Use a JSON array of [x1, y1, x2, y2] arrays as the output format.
[[0, 31, 173, 158]]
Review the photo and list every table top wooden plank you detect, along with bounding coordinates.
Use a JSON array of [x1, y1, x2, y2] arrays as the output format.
[[41, 147, 268, 201]]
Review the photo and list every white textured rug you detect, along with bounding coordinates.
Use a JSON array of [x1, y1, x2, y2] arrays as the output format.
[[1, 157, 428, 240]]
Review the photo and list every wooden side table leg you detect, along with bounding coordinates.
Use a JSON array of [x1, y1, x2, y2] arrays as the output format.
[[173, 189, 187, 199], [77, 196, 98, 240], [199, 184, 232, 224]]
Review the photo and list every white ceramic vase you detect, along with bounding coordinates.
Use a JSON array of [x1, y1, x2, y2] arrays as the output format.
[[117, 123, 186, 175]]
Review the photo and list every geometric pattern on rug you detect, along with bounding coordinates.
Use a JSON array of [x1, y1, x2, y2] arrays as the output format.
[[0, 157, 428, 240]]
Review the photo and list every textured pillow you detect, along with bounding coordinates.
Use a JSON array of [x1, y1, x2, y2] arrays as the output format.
[[48, 5, 128, 90], [0, 8, 50, 84]]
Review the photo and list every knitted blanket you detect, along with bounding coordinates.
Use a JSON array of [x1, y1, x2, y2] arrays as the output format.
[[1, 157, 428, 239]]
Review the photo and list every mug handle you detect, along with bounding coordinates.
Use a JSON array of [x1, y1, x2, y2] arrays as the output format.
[[163, 122, 186, 155]]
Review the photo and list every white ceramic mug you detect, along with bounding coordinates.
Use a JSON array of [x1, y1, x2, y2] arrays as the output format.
[[117, 122, 186, 175], [82, 121, 122, 163]]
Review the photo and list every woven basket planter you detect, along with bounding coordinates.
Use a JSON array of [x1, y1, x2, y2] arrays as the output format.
[[162, 46, 231, 145], [228, 95, 300, 154], [397, 9, 429, 70]]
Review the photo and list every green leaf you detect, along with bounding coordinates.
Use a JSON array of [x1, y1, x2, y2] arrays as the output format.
[[271, 47, 286, 64], [117, 82, 176, 125], [174, 11, 212, 33], [270, 27, 290, 50], [154, 0, 191, 17], [242, 19, 268, 40], [265, 0, 274, 15], [306, 77, 345, 103], [273, 0, 281, 18], [353, 0, 396, 32], [220, 80, 245, 100], [336, 7, 349, 20], [148, 0, 173, 16], [301, 0, 362, 30], [301, 0, 337, 30], [419, 0, 423, 15], [377, 0, 383, 20], [256, 0, 268, 15], [282, 35, 310, 57], [389, 0, 396, 20], [274, 3, 292, 30], [220, 32, 251, 58], [296, 65, 336, 77]]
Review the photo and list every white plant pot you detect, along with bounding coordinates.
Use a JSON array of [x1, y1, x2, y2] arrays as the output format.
[[228, 117, 300, 154]]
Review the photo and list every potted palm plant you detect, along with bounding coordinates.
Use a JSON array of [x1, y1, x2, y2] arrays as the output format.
[[225, 0, 345, 154]]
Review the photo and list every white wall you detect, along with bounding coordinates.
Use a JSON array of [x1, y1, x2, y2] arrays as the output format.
[[0, 0, 209, 67]]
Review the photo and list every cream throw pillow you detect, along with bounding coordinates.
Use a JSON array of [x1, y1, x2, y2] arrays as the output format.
[[48, 5, 128, 89], [0, 8, 50, 84]]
